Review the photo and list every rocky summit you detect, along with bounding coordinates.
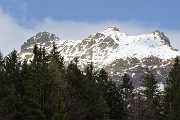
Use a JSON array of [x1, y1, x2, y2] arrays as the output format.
[[18, 27, 180, 85]]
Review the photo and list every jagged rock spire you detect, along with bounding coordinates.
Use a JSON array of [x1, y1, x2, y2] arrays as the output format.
[[21, 31, 60, 53]]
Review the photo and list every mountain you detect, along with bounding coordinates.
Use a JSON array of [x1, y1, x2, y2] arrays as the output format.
[[18, 27, 180, 85]]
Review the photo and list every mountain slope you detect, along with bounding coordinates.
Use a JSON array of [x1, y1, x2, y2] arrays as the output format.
[[18, 27, 180, 85]]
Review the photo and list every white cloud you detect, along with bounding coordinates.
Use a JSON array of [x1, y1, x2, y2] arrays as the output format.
[[2, 0, 28, 12], [0, 7, 33, 55], [0, 8, 180, 56]]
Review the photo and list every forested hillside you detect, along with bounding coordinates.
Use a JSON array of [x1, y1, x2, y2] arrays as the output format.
[[0, 43, 180, 120]]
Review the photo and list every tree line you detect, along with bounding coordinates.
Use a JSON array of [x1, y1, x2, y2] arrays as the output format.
[[0, 43, 180, 120]]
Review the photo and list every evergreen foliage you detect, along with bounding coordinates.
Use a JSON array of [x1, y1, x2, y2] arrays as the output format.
[[0, 46, 179, 120], [65, 59, 89, 119], [98, 69, 124, 120], [120, 73, 133, 100], [0, 50, 21, 119], [140, 68, 163, 120], [83, 64, 108, 120], [49, 42, 67, 120], [165, 56, 180, 120], [120, 73, 133, 119]]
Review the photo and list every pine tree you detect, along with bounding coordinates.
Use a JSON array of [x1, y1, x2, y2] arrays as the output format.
[[1, 50, 22, 119], [106, 80, 124, 120], [64, 85, 88, 120], [48, 42, 67, 119], [65, 58, 84, 91], [40, 47, 54, 119], [84, 64, 108, 120], [165, 56, 180, 120], [19, 59, 30, 119], [23, 45, 54, 119], [141, 68, 162, 120], [22, 45, 45, 119], [120, 73, 133, 119], [50, 42, 65, 70], [0, 51, 6, 119], [120, 73, 133, 100], [65, 58, 89, 119], [98, 68, 124, 120]]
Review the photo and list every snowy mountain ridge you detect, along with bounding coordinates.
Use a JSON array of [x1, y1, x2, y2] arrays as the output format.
[[18, 27, 180, 85]]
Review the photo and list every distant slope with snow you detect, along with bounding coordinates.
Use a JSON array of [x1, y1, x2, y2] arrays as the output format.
[[18, 27, 180, 85]]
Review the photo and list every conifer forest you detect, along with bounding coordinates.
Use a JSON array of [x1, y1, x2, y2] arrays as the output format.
[[0, 43, 180, 120]]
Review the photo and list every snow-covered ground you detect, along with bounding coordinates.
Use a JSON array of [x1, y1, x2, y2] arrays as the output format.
[[19, 27, 180, 64], [18, 27, 180, 86]]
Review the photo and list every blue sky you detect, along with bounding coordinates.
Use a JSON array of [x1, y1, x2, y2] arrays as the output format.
[[0, 0, 180, 55]]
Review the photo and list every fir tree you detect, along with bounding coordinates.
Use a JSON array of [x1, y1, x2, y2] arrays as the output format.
[[1, 50, 21, 119], [65, 59, 89, 119], [98, 68, 124, 120], [50, 42, 65, 70], [23, 45, 45, 119], [106, 80, 124, 120], [0, 51, 6, 119], [64, 85, 88, 120], [141, 68, 162, 120], [120, 73, 133, 119], [84, 64, 108, 120], [120, 73, 133, 100], [65, 58, 84, 90], [49, 42, 67, 119], [165, 56, 180, 120], [24, 45, 55, 119], [19, 60, 30, 119]]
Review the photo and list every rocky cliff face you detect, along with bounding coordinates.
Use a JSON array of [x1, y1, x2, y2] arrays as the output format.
[[18, 27, 180, 85], [18, 31, 60, 60], [21, 31, 59, 52]]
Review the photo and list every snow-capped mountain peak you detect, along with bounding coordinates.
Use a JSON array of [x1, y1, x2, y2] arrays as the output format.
[[20, 31, 59, 53], [152, 30, 172, 47], [18, 27, 180, 85], [100, 27, 127, 38], [103, 26, 120, 32]]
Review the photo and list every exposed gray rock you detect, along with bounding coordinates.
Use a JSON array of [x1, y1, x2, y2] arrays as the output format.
[[18, 28, 180, 87], [106, 26, 120, 31], [153, 30, 171, 47], [106, 56, 174, 85], [20, 31, 59, 53], [103, 36, 115, 43], [94, 33, 105, 39]]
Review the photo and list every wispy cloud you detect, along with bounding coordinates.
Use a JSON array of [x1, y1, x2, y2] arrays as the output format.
[[0, 7, 180, 56], [1, 0, 28, 12]]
